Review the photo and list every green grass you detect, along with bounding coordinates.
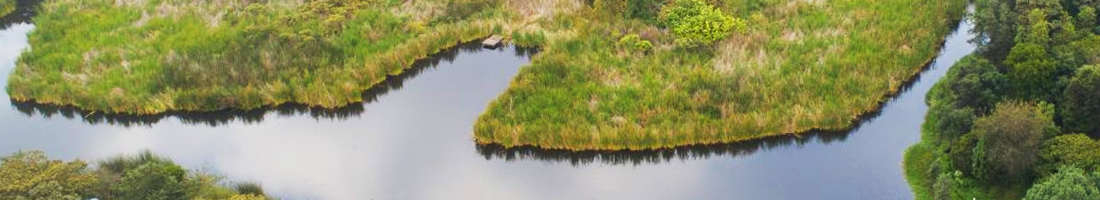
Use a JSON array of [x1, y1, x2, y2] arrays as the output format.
[[475, 0, 969, 150], [7, 0, 502, 114]]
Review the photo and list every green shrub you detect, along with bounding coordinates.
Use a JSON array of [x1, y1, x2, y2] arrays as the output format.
[[1061, 65, 1100, 135], [1040, 134, 1100, 175], [946, 55, 1007, 111], [974, 101, 1059, 183], [0, 151, 98, 200], [113, 161, 191, 200], [617, 34, 653, 52], [659, 0, 746, 47], [1023, 166, 1100, 200]]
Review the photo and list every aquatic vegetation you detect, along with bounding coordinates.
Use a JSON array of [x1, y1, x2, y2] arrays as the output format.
[[475, 0, 969, 150], [0, 150, 268, 200]]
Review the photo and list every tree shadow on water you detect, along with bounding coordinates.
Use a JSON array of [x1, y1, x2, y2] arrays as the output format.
[[10, 42, 539, 127]]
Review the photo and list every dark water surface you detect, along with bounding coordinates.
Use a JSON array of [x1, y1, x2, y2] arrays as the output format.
[[0, 3, 976, 199]]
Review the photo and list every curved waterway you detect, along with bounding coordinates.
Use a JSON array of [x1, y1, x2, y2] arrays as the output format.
[[1, 2, 976, 199]]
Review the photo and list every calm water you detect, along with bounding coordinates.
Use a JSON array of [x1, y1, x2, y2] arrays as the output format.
[[0, 2, 976, 199]]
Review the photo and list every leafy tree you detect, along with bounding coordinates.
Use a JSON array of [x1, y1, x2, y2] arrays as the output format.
[[951, 132, 982, 176], [947, 55, 1008, 111], [1006, 43, 1060, 101], [1040, 134, 1100, 175], [0, 151, 98, 200], [1062, 65, 1100, 135], [1023, 166, 1100, 200], [1079, 7, 1098, 33], [113, 161, 192, 200], [659, 0, 746, 47], [971, 0, 1019, 61], [974, 101, 1058, 183]]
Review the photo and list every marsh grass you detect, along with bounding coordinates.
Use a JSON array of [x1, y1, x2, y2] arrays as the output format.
[[475, 0, 969, 150]]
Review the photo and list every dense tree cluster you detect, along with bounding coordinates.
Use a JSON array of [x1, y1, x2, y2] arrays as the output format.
[[910, 0, 1100, 197]]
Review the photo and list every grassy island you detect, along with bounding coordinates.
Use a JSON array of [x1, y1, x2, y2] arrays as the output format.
[[9, 0, 970, 150]]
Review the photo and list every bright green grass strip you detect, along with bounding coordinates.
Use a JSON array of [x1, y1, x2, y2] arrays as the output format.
[[475, 0, 969, 150]]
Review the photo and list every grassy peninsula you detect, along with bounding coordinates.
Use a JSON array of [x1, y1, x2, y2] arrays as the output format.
[[903, 0, 1100, 197], [474, 0, 968, 150]]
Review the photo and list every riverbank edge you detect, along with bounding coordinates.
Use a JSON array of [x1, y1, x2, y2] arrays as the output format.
[[472, 7, 970, 151]]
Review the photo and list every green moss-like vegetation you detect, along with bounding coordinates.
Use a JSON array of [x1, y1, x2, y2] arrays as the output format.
[[7, 0, 503, 113], [0, 0, 14, 17], [904, 0, 1100, 197], [474, 0, 968, 150], [0, 150, 268, 200]]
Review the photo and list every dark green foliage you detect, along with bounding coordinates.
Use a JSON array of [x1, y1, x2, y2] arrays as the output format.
[[113, 161, 190, 200], [934, 106, 977, 140], [974, 101, 1057, 183], [971, 0, 1019, 61], [947, 55, 1007, 111], [1061, 65, 1100, 134], [909, 0, 1100, 194], [1006, 43, 1060, 101], [951, 132, 982, 176], [1040, 134, 1100, 175], [933, 173, 954, 200], [1023, 166, 1100, 200]]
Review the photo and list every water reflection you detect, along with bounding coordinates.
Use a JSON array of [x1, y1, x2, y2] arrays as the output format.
[[10, 43, 538, 127], [477, 130, 855, 166]]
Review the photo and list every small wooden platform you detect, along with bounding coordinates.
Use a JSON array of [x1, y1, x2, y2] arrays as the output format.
[[482, 35, 504, 48]]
